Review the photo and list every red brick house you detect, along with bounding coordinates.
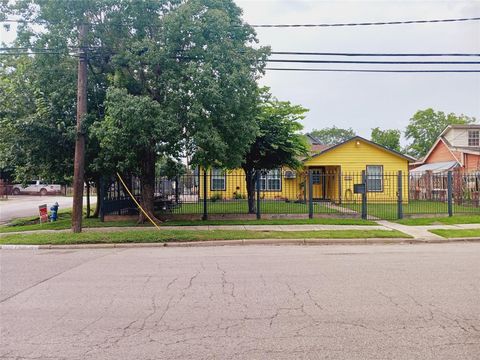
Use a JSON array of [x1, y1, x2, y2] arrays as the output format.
[[410, 125, 480, 174]]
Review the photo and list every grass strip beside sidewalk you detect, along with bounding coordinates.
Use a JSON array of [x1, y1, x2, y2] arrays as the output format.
[[396, 215, 480, 226], [0, 217, 376, 234], [430, 229, 480, 239], [0, 229, 409, 245]]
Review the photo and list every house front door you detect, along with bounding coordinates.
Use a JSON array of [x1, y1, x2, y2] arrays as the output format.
[[311, 167, 326, 200]]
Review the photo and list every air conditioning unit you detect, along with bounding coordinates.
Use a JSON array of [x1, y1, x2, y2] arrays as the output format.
[[284, 170, 296, 179]]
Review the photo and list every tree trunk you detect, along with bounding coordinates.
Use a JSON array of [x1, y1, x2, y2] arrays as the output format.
[[244, 166, 256, 214], [86, 181, 91, 218], [138, 150, 160, 224]]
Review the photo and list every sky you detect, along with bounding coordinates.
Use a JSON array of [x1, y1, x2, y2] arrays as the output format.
[[1, 0, 479, 143], [235, 0, 480, 141]]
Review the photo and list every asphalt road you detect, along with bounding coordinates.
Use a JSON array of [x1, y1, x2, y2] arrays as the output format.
[[1, 243, 479, 359], [0, 195, 96, 224]]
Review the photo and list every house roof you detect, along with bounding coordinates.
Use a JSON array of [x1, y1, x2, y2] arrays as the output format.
[[416, 125, 480, 166], [420, 137, 461, 166], [310, 143, 332, 153], [305, 133, 333, 155], [439, 124, 480, 138], [410, 161, 459, 173], [305, 134, 322, 145], [307, 136, 415, 162]]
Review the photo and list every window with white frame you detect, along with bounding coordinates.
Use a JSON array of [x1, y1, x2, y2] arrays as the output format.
[[468, 130, 479, 147], [366, 165, 383, 192], [210, 168, 226, 191], [260, 169, 281, 191]]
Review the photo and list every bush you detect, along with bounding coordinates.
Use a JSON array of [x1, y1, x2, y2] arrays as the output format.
[[210, 193, 223, 202], [233, 192, 246, 199]]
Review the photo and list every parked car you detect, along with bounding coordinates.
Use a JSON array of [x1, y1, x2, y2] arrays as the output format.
[[11, 180, 62, 195]]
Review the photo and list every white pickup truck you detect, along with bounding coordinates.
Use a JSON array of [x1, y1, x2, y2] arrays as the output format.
[[11, 180, 62, 195]]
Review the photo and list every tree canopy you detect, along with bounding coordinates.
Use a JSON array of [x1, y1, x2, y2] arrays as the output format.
[[1, 0, 269, 221], [309, 126, 355, 145], [241, 94, 309, 213], [370, 127, 401, 152], [405, 108, 476, 158]]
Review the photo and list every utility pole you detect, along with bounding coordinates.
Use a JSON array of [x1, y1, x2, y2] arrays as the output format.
[[72, 23, 87, 233]]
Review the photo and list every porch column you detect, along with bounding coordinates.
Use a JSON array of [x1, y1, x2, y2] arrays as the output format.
[[308, 169, 313, 219]]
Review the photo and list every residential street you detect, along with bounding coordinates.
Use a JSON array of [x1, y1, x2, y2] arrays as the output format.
[[1, 243, 479, 359], [0, 196, 96, 225]]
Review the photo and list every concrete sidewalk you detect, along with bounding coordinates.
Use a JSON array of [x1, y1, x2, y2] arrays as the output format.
[[378, 221, 480, 240]]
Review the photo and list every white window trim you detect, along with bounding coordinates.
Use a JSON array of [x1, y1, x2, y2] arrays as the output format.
[[260, 169, 282, 192], [210, 168, 226, 191], [468, 130, 479, 147], [366, 165, 384, 192]]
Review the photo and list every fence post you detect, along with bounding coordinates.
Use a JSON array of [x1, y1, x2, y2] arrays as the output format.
[[447, 171, 453, 217], [175, 176, 179, 204], [361, 170, 367, 220], [256, 171, 261, 220], [338, 171, 342, 204], [202, 169, 208, 221], [308, 169, 313, 219], [99, 177, 105, 222], [397, 171, 403, 220]]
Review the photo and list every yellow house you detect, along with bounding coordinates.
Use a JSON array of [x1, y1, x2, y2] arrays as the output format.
[[200, 136, 414, 204]]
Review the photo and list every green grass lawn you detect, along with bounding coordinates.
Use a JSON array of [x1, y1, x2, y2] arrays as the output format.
[[342, 200, 479, 220], [429, 229, 480, 239], [396, 215, 480, 226], [174, 200, 338, 214], [0, 217, 143, 233], [0, 214, 376, 234], [0, 229, 410, 245], [163, 218, 376, 226]]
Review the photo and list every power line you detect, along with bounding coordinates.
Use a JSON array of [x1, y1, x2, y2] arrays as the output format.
[[267, 59, 480, 64], [4, 46, 480, 58], [265, 68, 480, 73], [2, 16, 480, 28], [271, 51, 480, 57], [0, 52, 77, 56], [252, 16, 480, 28], [3, 48, 480, 59]]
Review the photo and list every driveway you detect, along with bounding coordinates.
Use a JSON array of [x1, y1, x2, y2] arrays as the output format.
[[0, 195, 96, 224], [1, 243, 479, 359]]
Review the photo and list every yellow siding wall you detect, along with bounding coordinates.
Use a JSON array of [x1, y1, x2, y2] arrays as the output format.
[[304, 139, 409, 203], [199, 168, 305, 201], [199, 139, 410, 203]]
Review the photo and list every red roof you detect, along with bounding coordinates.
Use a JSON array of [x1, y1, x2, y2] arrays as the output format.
[[310, 144, 332, 154]]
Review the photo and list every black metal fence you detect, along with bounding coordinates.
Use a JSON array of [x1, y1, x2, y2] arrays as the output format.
[[100, 169, 480, 220]]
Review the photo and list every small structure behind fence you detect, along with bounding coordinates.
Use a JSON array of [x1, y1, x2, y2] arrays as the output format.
[[0, 179, 12, 199], [100, 169, 480, 221]]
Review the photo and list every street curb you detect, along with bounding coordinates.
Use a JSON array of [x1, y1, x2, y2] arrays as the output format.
[[2, 237, 480, 250]]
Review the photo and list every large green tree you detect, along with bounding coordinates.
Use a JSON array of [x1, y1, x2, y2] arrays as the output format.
[[95, 88, 178, 222], [309, 126, 355, 145], [1, 0, 115, 215], [405, 109, 476, 158], [242, 95, 309, 213], [0, 51, 78, 184], [370, 127, 401, 152], [3, 0, 268, 222]]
